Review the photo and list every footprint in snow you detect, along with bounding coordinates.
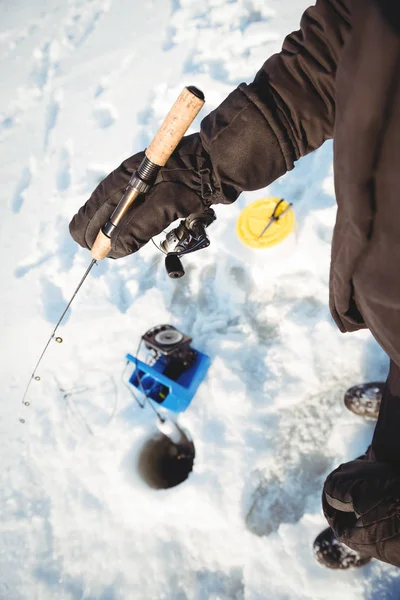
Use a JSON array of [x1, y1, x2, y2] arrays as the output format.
[[41, 279, 69, 324], [243, 389, 340, 537], [12, 164, 34, 213], [15, 254, 52, 278], [44, 93, 61, 151], [93, 104, 118, 129], [94, 82, 106, 98], [31, 41, 52, 90], [0, 113, 17, 135], [64, 7, 107, 50], [57, 145, 72, 192], [194, 568, 244, 600], [244, 460, 325, 537], [134, 103, 155, 149], [84, 166, 109, 193]]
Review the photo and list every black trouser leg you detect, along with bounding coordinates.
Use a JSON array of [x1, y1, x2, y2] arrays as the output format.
[[371, 359, 400, 464]]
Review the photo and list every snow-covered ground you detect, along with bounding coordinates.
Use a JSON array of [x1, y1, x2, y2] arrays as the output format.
[[1, 1, 399, 598]]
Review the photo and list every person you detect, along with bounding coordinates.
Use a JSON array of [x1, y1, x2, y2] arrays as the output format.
[[70, 0, 400, 570]]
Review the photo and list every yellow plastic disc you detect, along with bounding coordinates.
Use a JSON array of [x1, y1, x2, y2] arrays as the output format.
[[236, 197, 295, 249]]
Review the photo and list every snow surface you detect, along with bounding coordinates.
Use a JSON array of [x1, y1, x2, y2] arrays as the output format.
[[1, 0, 399, 599]]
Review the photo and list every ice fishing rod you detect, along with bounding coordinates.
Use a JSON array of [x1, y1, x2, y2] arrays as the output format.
[[21, 86, 206, 414]]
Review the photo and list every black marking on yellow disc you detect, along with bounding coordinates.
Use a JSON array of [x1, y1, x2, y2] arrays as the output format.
[[55, 337, 63, 344], [236, 197, 295, 249], [34, 376, 41, 381]]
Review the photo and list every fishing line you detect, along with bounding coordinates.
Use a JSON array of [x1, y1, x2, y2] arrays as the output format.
[[63, 388, 95, 437], [151, 238, 167, 255], [56, 370, 118, 437], [20, 259, 97, 421]]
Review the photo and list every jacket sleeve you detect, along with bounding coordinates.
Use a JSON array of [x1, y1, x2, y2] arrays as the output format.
[[200, 0, 352, 203]]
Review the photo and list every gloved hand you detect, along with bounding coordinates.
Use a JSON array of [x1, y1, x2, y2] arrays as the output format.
[[69, 133, 226, 259], [322, 455, 400, 566]]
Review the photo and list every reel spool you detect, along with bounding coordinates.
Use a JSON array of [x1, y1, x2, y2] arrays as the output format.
[[142, 324, 193, 361], [154, 328, 184, 346]]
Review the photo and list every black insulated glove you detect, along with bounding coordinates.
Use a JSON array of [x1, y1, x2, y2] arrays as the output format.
[[322, 455, 400, 567], [69, 134, 226, 259]]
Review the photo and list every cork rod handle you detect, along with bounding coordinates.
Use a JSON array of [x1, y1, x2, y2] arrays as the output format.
[[91, 229, 114, 261], [146, 86, 205, 166], [91, 86, 205, 260]]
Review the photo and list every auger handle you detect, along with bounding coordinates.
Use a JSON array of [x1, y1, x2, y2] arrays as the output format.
[[91, 86, 205, 260]]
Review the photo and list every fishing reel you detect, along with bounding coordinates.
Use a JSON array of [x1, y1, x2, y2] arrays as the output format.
[[132, 325, 198, 404], [142, 324, 197, 373], [159, 208, 216, 278]]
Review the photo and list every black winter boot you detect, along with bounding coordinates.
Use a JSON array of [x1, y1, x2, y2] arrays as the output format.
[[313, 527, 371, 569], [344, 382, 384, 420]]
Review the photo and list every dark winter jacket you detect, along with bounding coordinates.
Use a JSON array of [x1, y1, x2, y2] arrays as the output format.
[[200, 0, 400, 566], [201, 0, 400, 364]]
